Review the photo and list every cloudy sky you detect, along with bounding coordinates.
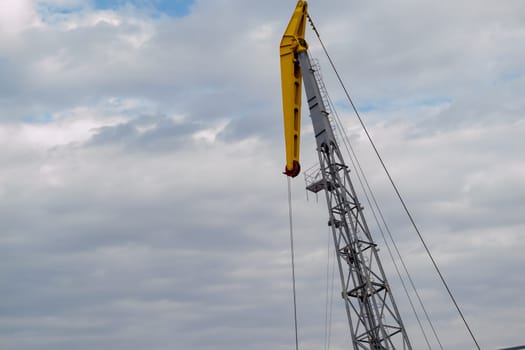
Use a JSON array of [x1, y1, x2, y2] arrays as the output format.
[[1, 0, 524, 349]]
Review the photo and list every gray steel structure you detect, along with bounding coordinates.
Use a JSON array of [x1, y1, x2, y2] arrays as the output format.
[[297, 50, 412, 350]]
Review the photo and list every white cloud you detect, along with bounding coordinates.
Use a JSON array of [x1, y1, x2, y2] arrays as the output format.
[[0, 1, 524, 349], [0, 0, 40, 34]]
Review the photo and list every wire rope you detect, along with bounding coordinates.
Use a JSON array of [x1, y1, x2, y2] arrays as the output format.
[[323, 222, 331, 350], [306, 13, 481, 350], [323, 225, 336, 350], [312, 54, 434, 347], [287, 177, 300, 350], [327, 93, 434, 349], [327, 228, 336, 350], [321, 74, 443, 348]]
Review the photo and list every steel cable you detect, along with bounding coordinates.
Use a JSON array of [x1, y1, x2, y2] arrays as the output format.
[[306, 13, 481, 350], [287, 177, 300, 350]]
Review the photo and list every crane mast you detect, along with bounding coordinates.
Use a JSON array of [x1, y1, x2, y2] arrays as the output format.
[[281, 2, 412, 349]]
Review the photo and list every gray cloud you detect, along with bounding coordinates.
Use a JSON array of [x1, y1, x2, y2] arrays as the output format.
[[1, 0, 524, 350], [86, 115, 203, 151]]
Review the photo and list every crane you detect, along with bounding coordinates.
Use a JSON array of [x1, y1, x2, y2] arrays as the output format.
[[280, 2, 412, 349]]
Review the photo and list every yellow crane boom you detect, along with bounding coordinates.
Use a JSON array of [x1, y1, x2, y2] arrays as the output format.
[[280, 0, 308, 177]]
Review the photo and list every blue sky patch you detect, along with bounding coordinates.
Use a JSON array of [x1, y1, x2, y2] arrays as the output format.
[[495, 70, 522, 85], [22, 113, 55, 124], [37, 0, 193, 21], [409, 96, 451, 108], [358, 96, 451, 113], [92, 0, 194, 17], [36, 1, 86, 21]]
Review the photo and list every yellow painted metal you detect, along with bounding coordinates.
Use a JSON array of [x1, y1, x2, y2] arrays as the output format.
[[280, 1, 308, 177]]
